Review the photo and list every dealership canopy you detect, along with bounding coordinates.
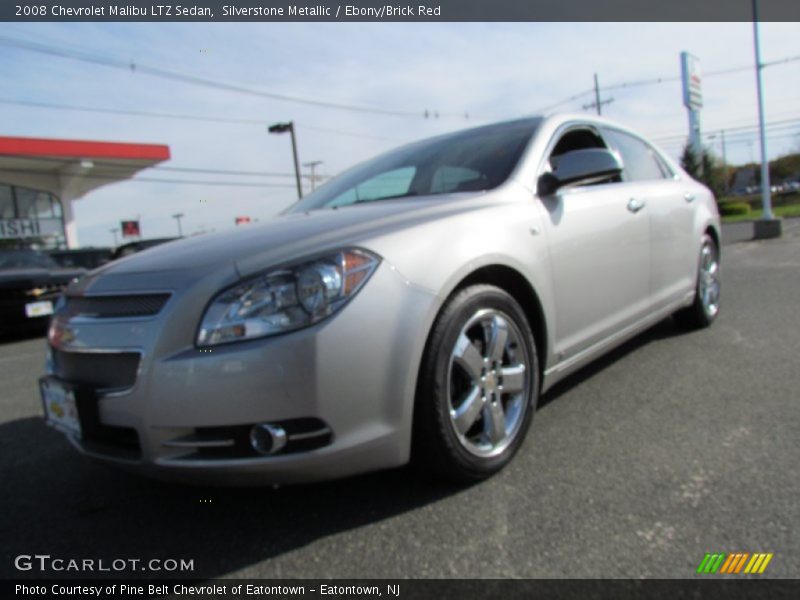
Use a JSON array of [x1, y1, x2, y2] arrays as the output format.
[[0, 135, 170, 248]]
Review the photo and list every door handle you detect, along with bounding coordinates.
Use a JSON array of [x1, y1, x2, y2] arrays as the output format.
[[684, 192, 696, 203], [627, 198, 646, 213]]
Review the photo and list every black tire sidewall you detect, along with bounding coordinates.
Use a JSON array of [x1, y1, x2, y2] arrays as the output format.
[[697, 234, 721, 324], [415, 285, 539, 481]]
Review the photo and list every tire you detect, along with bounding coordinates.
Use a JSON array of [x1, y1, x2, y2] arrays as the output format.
[[412, 284, 539, 482], [674, 233, 721, 330]]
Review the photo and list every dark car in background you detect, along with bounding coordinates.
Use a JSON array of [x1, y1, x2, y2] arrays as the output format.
[[111, 237, 179, 260], [0, 249, 84, 335], [49, 247, 113, 270]]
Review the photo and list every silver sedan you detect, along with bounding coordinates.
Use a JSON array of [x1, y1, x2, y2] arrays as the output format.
[[40, 113, 721, 485]]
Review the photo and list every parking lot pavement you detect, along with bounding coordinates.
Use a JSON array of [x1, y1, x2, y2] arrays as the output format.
[[2, 221, 799, 580]]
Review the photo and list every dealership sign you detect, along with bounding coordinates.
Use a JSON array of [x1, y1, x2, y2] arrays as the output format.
[[121, 220, 141, 237], [681, 51, 703, 109], [0, 218, 62, 239]]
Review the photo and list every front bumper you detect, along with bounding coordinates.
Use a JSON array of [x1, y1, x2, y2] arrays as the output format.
[[43, 262, 438, 485]]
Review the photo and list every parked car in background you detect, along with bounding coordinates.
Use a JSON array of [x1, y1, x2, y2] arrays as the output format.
[[41, 114, 720, 485], [0, 248, 84, 335], [49, 247, 113, 270]]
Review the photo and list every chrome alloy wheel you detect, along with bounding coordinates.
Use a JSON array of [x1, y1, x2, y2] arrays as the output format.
[[446, 309, 531, 458], [699, 240, 721, 318]]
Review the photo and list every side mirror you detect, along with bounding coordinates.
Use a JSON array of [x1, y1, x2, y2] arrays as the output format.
[[537, 148, 622, 196]]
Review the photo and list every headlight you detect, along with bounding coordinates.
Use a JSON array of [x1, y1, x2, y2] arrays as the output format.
[[196, 248, 380, 347]]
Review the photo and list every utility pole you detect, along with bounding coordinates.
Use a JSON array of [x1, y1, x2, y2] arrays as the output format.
[[583, 73, 613, 115], [720, 130, 729, 194], [109, 228, 119, 246], [709, 130, 729, 193], [303, 160, 323, 191], [751, 0, 781, 238], [171, 212, 184, 237]]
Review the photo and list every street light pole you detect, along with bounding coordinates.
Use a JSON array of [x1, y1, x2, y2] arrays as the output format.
[[110, 228, 119, 246], [172, 212, 184, 237], [303, 160, 323, 191], [752, 0, 781, 238], [720, 129, 729, 194], [269, 121, 303, 199]]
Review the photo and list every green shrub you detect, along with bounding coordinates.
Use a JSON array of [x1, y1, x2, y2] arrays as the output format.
[[719, 202, 751, 216]]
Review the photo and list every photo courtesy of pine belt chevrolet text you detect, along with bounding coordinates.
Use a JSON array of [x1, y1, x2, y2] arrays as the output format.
[[40, 113, 722, 485]]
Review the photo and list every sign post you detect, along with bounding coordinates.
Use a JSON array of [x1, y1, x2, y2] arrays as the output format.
[[681, 51, 703, 158]]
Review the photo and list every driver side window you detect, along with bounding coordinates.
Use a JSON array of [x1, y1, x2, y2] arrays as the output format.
[[548, 128, 621, 186]]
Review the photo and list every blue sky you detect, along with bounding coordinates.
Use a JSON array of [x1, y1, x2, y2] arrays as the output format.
[[1, 21, 798, 247]]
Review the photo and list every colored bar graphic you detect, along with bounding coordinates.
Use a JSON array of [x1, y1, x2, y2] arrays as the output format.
[[720, 553, 739, 574], [699, 552, 773, 575], [734, 553, 749, 573], [697, 553, 726, 574], [719, 554, 736, 573]]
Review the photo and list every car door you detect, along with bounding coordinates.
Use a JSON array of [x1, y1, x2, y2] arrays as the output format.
[[538, 125, 651, 363], [603, 128, 696, 310]]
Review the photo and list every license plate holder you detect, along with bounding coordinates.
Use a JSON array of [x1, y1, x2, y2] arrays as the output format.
[[40, 377, 82, 438]]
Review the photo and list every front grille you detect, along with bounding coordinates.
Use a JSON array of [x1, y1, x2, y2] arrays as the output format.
[[64, 294, 170, 318], [52, 349, 140, 390]]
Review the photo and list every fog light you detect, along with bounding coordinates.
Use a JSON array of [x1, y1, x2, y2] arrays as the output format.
[[250, 423, 287, 455]]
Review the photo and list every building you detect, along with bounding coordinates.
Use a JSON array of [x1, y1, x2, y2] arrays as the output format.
[[0, 136, 170, 249]]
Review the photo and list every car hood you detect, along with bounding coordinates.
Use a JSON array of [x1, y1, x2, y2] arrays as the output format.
[[95, 193, 490, 280]]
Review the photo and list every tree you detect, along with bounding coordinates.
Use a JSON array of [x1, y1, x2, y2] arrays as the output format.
[[680, 143, 701, 180], [681, 142, 726, 197], [701, 151, 726, 197]]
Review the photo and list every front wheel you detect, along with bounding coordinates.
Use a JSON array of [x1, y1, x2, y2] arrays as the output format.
[[674, 233, 721, 329], [413, 285, 539, 482]]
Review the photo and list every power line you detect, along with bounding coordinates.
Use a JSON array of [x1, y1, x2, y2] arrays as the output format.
[[0, 166, 296, 188], [526, 54, 800, 116], [531, 89, 595, 114], [3, 152, 332, 180], [602, 54, 800, 93], [651, 118, 800, 144], [0, 35, 468, 120], [0, 97, 265, 125], [0, 98, 403, 142]]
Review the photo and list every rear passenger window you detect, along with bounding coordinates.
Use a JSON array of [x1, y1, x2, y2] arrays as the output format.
[[604, 129, 667, 182]]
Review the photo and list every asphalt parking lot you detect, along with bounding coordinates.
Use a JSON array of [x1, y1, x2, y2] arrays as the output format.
[[2, 220, 799, 580]]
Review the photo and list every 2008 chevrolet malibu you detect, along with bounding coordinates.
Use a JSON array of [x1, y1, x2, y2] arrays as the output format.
[[41, 114, 721, 485]]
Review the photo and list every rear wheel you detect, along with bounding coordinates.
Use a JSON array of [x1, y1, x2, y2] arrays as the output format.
[[674, 233, 721, 329], [413, 285, 539, 482]]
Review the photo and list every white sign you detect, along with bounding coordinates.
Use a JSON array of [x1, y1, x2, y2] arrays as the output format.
[[681, 51, 703, 109], [0, 218, 63, 239]]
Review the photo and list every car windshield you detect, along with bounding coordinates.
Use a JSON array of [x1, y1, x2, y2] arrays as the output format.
[[0, 249, 59, 270], [288, 118, 541, 212]]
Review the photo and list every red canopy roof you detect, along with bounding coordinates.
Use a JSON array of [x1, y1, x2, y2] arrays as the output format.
[[0, 136, 170, 161]]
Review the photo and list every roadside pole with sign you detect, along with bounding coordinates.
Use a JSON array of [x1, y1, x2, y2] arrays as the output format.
[[681, 51, 703, 159]]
